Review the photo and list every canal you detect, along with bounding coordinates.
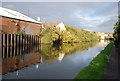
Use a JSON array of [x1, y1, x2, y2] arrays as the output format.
[[1, 40, 109, 79]]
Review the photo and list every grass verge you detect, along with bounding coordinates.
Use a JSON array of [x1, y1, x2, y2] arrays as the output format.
[[74, 42, 113, 80]]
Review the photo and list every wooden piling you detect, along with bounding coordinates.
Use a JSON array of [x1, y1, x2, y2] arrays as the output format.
[[8, 34, 11, 46], [2, 34, 3, 47], [12, 34, 14, 46], [5, 34, 7, 47], [1, 34, 42, 47]]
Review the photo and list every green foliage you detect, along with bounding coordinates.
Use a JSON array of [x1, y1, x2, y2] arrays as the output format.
[[39, 25, 99, 43], [113, 22, 119, 38], [74, 42, 113, 79], [65, 25, 98, 42], [16, 31, 22, 35], [38, 27, 60, 43], [113, 16, 120, 47]]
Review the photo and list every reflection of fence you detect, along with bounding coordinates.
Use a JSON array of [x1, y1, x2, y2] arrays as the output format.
[[2, 45, 42, 75], [1, 34, 41, 47], [2, 45, 41, 58]]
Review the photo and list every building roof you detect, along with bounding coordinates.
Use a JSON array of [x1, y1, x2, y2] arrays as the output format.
[[42, 22, 61, 27], [0, 7, 40, 23]]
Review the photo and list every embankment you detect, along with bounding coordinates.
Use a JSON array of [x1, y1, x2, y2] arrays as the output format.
[[74, 42, 113, 79]]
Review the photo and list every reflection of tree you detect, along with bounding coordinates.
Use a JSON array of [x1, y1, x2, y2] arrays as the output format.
[[39, 42, 97, 63]]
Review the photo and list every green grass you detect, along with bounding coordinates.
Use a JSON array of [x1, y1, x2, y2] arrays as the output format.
[[74, 42, 113, 80]]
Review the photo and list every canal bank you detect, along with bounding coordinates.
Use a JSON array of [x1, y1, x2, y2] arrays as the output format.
[[74, 42, 113, 79]]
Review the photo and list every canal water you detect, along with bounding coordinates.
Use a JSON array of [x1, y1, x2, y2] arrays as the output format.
[[1, 40, 109, 79]]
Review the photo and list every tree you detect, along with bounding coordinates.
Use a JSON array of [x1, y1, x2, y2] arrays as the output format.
[[113, 16, 120, 38], [113, 15, 120, 47]]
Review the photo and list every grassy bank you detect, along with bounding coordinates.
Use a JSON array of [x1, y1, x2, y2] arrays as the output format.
[[74, 42, 113, 80]]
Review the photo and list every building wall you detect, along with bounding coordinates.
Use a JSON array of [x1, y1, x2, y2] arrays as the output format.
[[0, 17, 42, 34], [56, 22, 66, 31]]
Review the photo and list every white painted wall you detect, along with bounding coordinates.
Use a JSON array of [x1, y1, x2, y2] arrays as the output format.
[[56, 22, 66, 31]]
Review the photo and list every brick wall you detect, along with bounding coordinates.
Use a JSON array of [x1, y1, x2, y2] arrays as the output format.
[[0, 17, 42, 34]]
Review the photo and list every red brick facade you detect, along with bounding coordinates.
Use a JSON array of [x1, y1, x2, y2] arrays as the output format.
[[0, 17, 42, 34]]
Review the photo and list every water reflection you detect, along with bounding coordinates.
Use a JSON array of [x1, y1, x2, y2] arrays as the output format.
[[97, 40, 110, 47], [2, 41, 109, 79], [2, 45, 41, 75], [40, 42, 97, 63]]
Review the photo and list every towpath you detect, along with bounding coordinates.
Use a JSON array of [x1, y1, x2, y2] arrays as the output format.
[[104, 45, 119, 79]]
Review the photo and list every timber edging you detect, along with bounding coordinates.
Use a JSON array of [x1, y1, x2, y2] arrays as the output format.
[[0, 34, 41, 47]]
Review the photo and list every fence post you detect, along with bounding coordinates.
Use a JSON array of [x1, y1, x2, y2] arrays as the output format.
[[27, 35, 29, 45], [5, 34, 7, 47], [37, 35, 38, 44], [19, 35, 20, 46], [30, 35, 31, 45], [8, 34, 11, 46], [4, 47, 7, 58], [2, 34, 3, 58], [38, 36, 39, 44], [2, 34, 3, 47], [12, 34, 14, 46], [22, 34, 23, 46], [8, 45, 10, 57], [32, 35, 34, 45], [24, 35, 26, 45], [15, 34, 17, 47], [18, 35, 20, 55], [12, 45, 14, 57]]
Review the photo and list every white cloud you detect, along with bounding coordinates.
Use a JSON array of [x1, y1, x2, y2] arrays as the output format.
[[3, 4, 14, 8], [2, 0, 120, 2], [2, 2, 118, 33]]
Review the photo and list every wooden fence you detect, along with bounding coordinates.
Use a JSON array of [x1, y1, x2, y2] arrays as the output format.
[[1, 34, 41, 47]]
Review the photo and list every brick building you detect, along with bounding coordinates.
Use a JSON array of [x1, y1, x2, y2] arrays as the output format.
[[0, 7, 42, 35]]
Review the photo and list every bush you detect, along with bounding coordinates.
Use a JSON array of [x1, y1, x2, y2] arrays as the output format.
[[39, 24, 99, 43]]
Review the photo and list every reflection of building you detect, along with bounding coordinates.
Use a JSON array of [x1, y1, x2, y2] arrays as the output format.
[[0, 7, 42, 34], [2, 53, 42, 74], [97, 40, 110, 47], [35, 64, 39, 69], [58, 53, 65, 61], [41, 22, 66, 31], [97, 32, 108, 39], [97, 32, 113, 40], [16, 71, 19, 76]]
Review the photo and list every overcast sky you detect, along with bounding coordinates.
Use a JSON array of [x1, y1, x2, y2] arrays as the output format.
[[2, 2, 119, 33]]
